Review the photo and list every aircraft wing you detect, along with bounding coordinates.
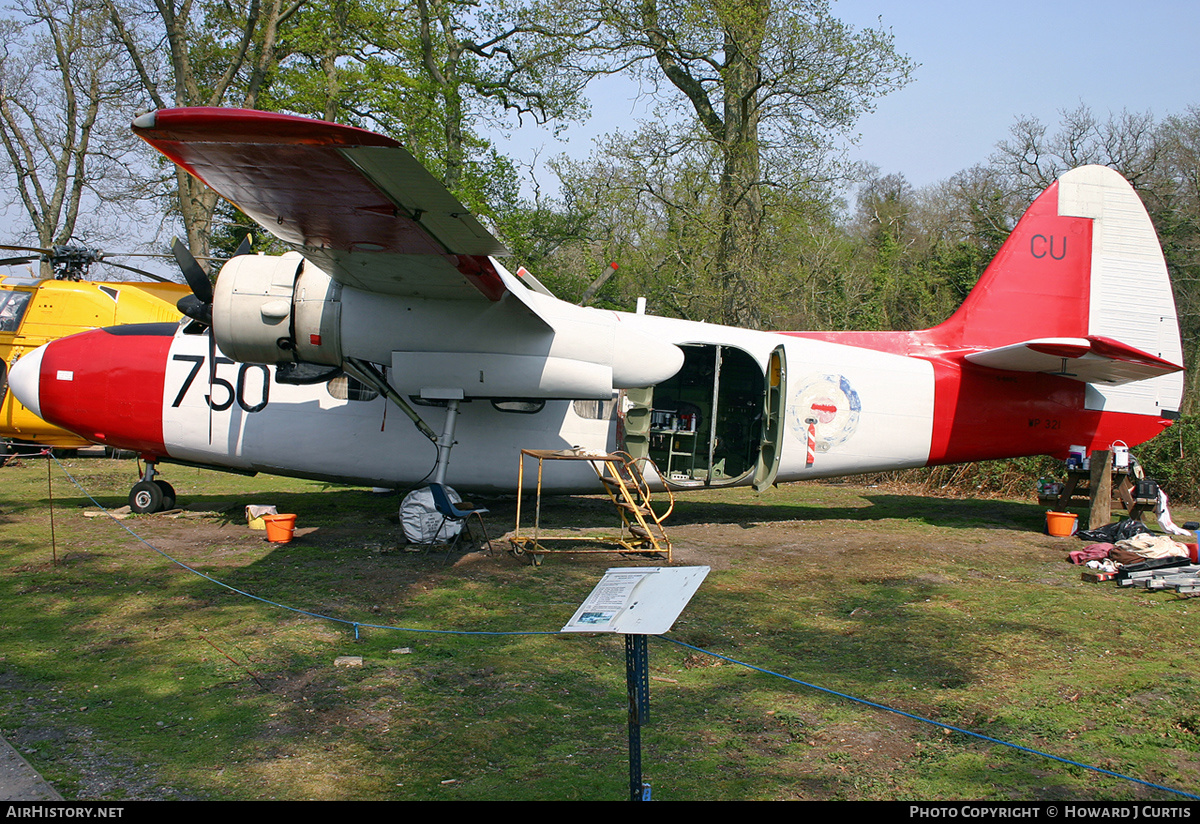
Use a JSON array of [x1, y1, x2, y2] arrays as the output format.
[[964, 336, 1183, 385], [132, 108, 510, 301]]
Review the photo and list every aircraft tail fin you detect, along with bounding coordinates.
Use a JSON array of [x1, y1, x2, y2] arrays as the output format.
[[930, 165, 1183, 416]]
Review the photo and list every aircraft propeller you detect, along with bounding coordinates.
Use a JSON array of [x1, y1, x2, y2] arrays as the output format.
[[168, 235, 252, 445], [171, 239, 215, 326], [170, 234, 251, 328]]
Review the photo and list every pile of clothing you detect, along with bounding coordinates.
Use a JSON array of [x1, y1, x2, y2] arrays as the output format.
[[1068, 518, 1195, 577]]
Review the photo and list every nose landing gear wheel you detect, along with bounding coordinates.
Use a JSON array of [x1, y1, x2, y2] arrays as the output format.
[[130, 480, 164, 514], [129, 458, 177, 513]]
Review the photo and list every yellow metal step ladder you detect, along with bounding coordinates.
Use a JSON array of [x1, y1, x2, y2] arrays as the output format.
[[592, 452, 674, 561], [508, 449, 675, 564]]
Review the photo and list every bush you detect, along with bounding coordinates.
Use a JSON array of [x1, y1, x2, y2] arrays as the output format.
[[847, 415, 1200, 506], [1131, 414, 1200, 505], [855, 456, 1061, 500]]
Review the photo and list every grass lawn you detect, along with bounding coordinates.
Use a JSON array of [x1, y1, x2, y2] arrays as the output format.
[[1, 452, 1197, 800]]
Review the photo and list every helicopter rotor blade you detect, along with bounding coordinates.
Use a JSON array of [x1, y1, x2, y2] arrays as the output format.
[[0, 244, 52, 256], [99, 259, 179, 284]]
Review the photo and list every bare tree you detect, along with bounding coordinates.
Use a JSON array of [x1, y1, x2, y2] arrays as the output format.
[[992, 105, 1161, 197], [105, 0, 305, 258], [0, 0, 146, 261]]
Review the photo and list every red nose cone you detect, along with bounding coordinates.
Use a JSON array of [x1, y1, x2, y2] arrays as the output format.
[[35, 325, 173, 455]]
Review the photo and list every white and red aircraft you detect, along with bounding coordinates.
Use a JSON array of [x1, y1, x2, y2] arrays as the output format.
[[6, 108, 1185, 512]]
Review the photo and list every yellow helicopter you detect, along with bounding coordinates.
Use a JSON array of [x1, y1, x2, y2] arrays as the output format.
[[1, 244, 188, 453]]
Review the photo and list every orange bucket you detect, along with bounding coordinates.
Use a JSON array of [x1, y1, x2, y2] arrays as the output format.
[[1046, 511, 1077, 537], [263, 513, 297, 543]]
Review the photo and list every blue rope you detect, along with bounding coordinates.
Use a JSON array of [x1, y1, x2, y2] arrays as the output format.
[[657, 635, 1200, 800], [42, 452, 1200, 799]]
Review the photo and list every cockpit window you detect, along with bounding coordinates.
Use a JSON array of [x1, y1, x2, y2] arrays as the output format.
[[0, 290, 33, 333]]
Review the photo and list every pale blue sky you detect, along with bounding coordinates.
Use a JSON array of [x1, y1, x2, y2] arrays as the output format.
[[833, 0, 1200, 185], [502, 0, 1200, 191]]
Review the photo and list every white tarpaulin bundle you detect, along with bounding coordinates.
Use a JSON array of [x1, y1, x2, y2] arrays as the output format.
[[400, 485, 462, 544]]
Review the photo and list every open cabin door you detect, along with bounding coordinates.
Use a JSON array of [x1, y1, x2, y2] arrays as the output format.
[[752, 345, 786, 491], [620, 343, 786, 490], [620, 386, 654, 463]]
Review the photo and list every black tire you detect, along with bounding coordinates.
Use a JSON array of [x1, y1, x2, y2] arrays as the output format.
[[129, 480, 164, 514], [154, 480, 176, 510]]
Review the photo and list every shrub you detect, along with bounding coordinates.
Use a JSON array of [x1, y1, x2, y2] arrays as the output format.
[[844, 415, 1200, 506], [1132, 414, 1200, 505], [854, 456, 1061, 500]]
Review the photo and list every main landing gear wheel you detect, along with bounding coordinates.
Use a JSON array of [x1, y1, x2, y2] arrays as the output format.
[[129, 480, 163, 514], [128, 480, 177, 512]]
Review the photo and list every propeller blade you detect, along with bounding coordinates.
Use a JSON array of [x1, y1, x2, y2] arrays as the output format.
[[0, 256, 38, 266], [232, 234, 253, 258], [171, 238, 213, 304], [207, 327, 217, 444]]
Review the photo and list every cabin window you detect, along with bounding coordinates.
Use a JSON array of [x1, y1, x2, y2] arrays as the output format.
[[573, 396, 618, 420], [491, 399, 545, 414], [327, 375, 379, 402]]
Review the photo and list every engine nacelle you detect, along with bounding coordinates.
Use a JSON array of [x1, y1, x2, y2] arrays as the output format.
[[212, 252, 343, 367]]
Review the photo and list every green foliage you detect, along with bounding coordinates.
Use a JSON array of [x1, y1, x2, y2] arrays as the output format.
[[855, 419, 1200, 508], [1131, 414, 1200, 505], [261, 0, 586, 225], [207, 202, 290, 260], [517, 0, 914, 325], [927, 239, 987, 306]]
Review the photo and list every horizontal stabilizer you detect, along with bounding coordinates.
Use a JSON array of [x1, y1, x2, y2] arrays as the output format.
[[965, 336, 1183, 385]]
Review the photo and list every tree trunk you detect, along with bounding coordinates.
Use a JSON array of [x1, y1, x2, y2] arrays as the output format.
[[108, 0, 299, 260], [713, 0, 766, 326], [417, 0, 467, 191]]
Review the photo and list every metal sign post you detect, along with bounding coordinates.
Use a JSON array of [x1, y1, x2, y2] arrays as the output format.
[[626, 633, 650, 800], [562, 566, 710, 801]]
